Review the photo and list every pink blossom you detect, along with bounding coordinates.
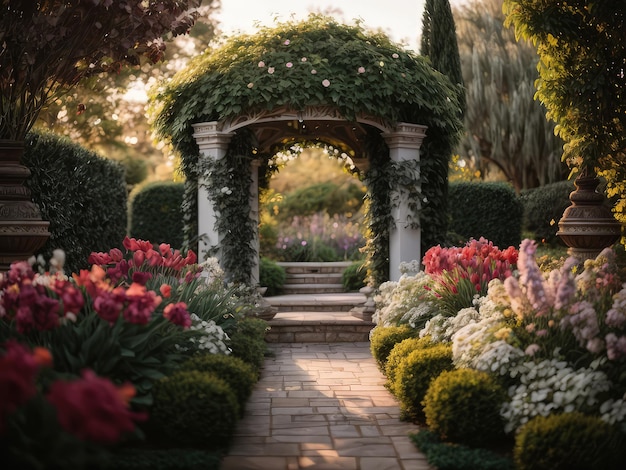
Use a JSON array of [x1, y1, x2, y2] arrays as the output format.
[[322, 79, 331, 87], [358, 66, 365, 74], [268, 67, 275, 74], [286, 62, 293, 68], [283, 39, 290, 45], [258, 61, 265, 67], [163, 302, 191, 328], [46, 370, 144, 444]]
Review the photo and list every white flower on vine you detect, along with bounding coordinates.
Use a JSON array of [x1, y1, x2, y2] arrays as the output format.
[[220, 187, 232, 195], [268, 67, 275, 74]]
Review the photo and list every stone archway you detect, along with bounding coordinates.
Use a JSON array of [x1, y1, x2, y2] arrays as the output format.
[[191, 106, 427, 283], [150, 16, 463, 286]]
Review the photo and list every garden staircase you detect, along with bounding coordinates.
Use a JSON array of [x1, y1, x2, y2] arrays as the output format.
[[263, 262, 375, 343], [276, 261, 351, 294]]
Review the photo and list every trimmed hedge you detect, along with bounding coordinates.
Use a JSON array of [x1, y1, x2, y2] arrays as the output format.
[[149, 370, 239, 449], [23, 131, 127, 274], [180, 354, 257, 415], [369, 325, 419, 371], [259, 257, 286, 296], [129, 182, 185, 248], [448, 182, 523, 249], [520, 180, 574, 244], [514, 412, 625, 470], [423, 369, 507, 447]]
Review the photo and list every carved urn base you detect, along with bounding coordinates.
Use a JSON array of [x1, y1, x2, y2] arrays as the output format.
[[556, 173, 622, 261], [0, 140, 50, 271]]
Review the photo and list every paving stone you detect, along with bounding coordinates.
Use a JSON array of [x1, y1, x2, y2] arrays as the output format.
[[221, 341, 431, 469]]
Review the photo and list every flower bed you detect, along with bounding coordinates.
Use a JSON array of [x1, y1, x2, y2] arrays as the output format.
[[371, 238, 626, 468], [0, 237, 269, 468]]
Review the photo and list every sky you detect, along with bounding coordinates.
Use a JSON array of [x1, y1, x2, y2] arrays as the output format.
[[215, 0, 432, 51]]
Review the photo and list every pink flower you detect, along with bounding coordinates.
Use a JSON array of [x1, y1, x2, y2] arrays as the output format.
[[93, 287, 125, 324], [357, 66, 365, 74], [322, 79, 330, 87], [160, 284, 172, 298], [392, 53, 399, 59], [283, 39, 290, 45], [123, 236, 152, 253], [311, 69, 317, 74], [286, 62, 293, 68], [258, 61, 265, 67], [131, 271, 153, 285], [163, 302, 191, 328], [46, 370, 144, 444], [301, 57, 307, 62], [0, 341, 41, 426], [268, 67, 275, 74]]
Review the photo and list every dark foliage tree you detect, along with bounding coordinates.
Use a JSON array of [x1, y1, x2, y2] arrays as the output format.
[[420, 0, 466, 117], [456, 0, 566, 191], [504, 0, 626, 222]]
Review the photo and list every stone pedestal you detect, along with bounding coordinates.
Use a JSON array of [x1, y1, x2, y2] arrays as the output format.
[[0, 140, 50, 270], [556, 172, 622, 261]]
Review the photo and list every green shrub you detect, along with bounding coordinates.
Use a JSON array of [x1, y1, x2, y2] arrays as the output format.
[[520, 180, 574, 244], [23, 131, 127, 274], [393, 344, 453, 422], [149, 370, 239, 449], [129, 181, 185, 248], [120, 156, 148, 187], [228, 317, 269, 371], [411, 430, 515, 470], [259, 257, 286, 296], [279, 240, 338, 262], [514, 412, 625, 470], [423, 368, 507, 447], [342, 260, 367, 291], [385, 336, 434, 390], [108, 448, 221, 470], [180, 353, 257, 415], [448, 182, 523, 249], [369, 325, 418, 371]]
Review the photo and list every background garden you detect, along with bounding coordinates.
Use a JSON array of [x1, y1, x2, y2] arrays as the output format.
[[1, 0, 625, 469]]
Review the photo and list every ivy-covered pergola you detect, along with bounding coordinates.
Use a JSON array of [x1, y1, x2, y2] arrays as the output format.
[[150, 15, 462, 286]]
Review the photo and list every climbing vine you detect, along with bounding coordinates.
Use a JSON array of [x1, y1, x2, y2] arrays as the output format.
[[149, 14, 462, 286], [198, 130, 256, 284]]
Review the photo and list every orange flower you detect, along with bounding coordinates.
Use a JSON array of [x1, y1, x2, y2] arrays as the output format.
[[159, 284, 172, 298], [32, 347, 53, 368]]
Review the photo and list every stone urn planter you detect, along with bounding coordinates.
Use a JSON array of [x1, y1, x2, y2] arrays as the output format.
[[556, 170, 622, 261], [0, 140, 50, 270]]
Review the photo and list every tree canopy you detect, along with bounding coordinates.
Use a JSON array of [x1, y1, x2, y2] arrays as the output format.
[[456, 0, 565, 191], [504, 0, 626, 220], [0, 0, 202, 140], [149, 14, 463, 160]]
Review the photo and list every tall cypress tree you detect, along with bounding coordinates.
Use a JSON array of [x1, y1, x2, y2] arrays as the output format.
[[420, 0, 466, 116]]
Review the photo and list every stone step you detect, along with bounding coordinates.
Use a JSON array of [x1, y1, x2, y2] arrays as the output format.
[[265, 292, 366, 313], [277, 261, 353, 275], [284, 272, 344, 284], [265, 311, 375, 343], [281, 283, 345, 295]]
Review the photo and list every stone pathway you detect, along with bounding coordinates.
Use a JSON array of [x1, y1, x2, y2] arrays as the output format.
[[221, 342, 433, 470]]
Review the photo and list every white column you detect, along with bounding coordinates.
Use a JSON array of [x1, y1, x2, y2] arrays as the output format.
[[250, 159, 261, 285], [191, 122, 234, 263], [383, 123, 428, 281]]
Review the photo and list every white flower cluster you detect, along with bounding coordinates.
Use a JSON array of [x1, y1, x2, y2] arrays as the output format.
[[451, 311, 507, 369], [199, 257, 225, 285], [421, 306, 480, 342], [188, 313, 231, 355], [599, 394, 626, 425], [500, 358, 612, 433], [399, 259, 421, 275], [472, 340, 525, 376], [372, 272, 434, 326]]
